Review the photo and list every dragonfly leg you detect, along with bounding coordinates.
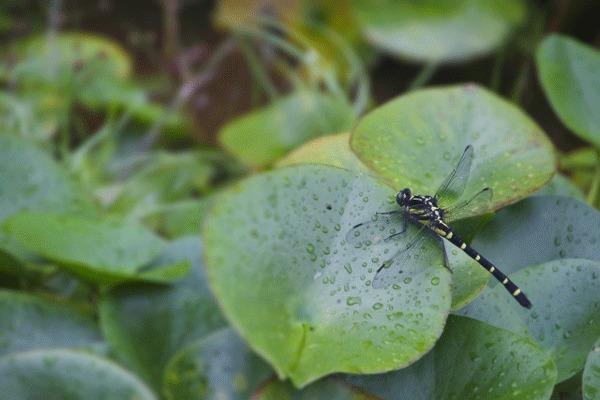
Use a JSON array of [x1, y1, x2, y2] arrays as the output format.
[[383, 213, 409, 242]]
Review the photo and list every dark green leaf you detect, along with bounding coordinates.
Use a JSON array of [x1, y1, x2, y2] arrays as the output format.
[[204, 164, 451, 386], [459, 259, 600, 382], [163, 328, 272, 400], [345, 315, 557, 399], [254, 378, 372, 400], [473, 196, 600, 276], [0, 290, 101, 358], [0, 349, 156, 400], [536, 34, 600, 147], [100, 237, 226, 388]]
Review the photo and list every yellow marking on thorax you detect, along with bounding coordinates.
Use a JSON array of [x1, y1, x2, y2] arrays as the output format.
[[513, 288, 521, 296]]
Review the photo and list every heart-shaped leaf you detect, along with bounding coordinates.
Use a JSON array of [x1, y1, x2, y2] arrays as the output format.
[[536, 34, 600, 147], [0, 349, 155, 400], [219, 91, 355, 167], [100, 237, 226, 388], [472, 196, 600, 276], [351, 84, 555, 213], [583, 338, 600, 400], [276, 132, 489, 310], [0, 290, 101, 358], [163, 328, 272, 400], [204, 164, 451, 387], [351, 0, 526, 63], [345, 315, 556, 399], [3, 212, 168, 284], [458, 258, 600, 382]]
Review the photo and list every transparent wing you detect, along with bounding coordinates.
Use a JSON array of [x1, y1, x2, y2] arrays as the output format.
[[445, 187, 493, 223], [434, 145, 474, 207], [372, 225, 434, 289], [345, 211, 407, 248]]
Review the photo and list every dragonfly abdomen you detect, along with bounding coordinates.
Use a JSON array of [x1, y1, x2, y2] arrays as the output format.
[[440, 226, 532, 309]]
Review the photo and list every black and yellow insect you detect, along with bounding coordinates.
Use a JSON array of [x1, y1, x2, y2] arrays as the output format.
[[347, 145, 532, 308]]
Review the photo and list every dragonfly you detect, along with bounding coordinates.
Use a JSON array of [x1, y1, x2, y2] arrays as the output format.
[[347, 145, 532, 309]]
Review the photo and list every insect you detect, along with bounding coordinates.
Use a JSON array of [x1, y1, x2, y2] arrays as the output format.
[[347, 145, 532, 309]]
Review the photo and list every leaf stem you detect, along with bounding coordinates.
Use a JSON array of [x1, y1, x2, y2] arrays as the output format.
[[408, 62, 438, 91], [586, 150, 600, 206]]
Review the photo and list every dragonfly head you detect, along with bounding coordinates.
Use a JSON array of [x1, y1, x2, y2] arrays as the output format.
[[396, 188, 412, 206]]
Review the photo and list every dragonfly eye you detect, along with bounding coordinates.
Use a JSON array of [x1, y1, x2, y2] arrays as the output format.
[[396, 188, 412, 205]]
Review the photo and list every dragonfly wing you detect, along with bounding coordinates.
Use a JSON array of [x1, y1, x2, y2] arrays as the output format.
[[372, 225, 428, 289], [346, 211, 407, 248], [445, 187, 493, 223], [434, 145, 474, 206]]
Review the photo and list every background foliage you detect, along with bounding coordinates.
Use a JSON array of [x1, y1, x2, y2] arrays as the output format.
[[1, 1, 600, 399]]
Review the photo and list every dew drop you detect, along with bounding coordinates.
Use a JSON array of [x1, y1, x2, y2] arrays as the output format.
[[346, 296, 362, 306]]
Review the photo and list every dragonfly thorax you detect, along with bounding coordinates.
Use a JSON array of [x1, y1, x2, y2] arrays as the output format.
[[396, 189, 443, 222]]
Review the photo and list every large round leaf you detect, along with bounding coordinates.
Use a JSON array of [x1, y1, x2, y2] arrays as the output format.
[[472, 196, 600, 276], [219, 91, 355, 167], [0, 349, 155, 400], [345, 315, 556, 399], [351, 0, 525, 63], [534, 174, 585, 200], [458, 259, 600, 382], [536, 34, 600, 147], [276, 132, 489, 310], [351, 84, 555, 213], [3, 212, 169, 284], [163, 328, 272, 400], [100, 237, 226, 388], [0, 290, 101, 358], [204, 164, 451, 386], [583, 338, 600, 400]]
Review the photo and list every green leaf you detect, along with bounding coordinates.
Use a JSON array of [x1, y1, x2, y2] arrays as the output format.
[[0, 290, 101, 358], [276, 132, 368, 172], [163, 328, 272, 400], [204, 164, 451, 387], [535, 174, 585, 200], [219, 91, 355, 167], [277, 132, 489, 310], [254, 378, 372, 400], [0, 349, 156, 400], [3, 212, 166, 284], [536, 34, 600, 147], [472, 196, 600, 276], [351, 84, 555, 213], [351, 0, 525, 63], [458, 259, 600, 382], [142, 198, 214, 239], [0, 135, 93, 273], [345, 315, 556, 399], [583, 338, 600, 400], [109, 151, 215, 216], [100, 237, 226, 389]]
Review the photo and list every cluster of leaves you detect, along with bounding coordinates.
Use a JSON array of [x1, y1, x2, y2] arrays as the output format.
[[1, 1, 600, 400]]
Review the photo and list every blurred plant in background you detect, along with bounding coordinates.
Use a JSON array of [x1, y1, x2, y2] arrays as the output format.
[[0, 0, 599, 399]]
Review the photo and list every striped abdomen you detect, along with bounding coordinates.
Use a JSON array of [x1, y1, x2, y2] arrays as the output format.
[[437, 224, 532, 309]]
